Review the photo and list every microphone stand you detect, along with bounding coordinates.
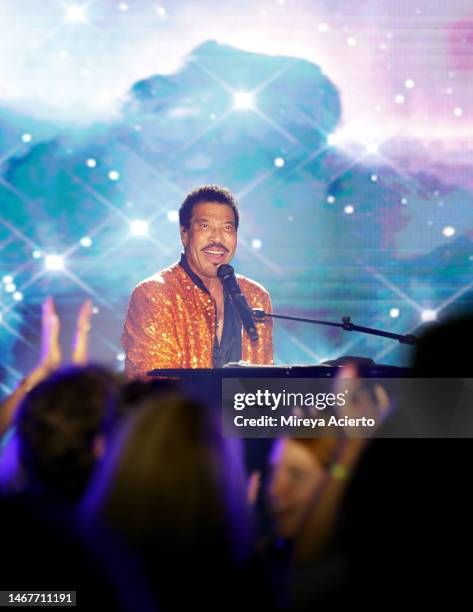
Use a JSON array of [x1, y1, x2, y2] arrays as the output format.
[[252, 309, 419, 345]]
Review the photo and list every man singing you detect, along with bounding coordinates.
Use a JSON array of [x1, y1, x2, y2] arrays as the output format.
[[122, 185, 273, 378]]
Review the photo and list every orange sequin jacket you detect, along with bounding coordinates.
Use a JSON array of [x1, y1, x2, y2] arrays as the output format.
[[122, 261, 273, 378]]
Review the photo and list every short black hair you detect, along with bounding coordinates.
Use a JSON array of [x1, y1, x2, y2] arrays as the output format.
[[179, 185, 239, 230]]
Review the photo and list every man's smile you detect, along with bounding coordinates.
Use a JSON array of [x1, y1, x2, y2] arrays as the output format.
[[202, 244, 228, 264]]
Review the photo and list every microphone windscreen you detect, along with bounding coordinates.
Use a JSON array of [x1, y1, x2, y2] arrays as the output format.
[[217, 264, 234, 280]]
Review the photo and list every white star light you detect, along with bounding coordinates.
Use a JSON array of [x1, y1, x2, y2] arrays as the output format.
[[233, 91, 254, 110], [45, 254, 65, 271], [389, 308, 400, 318], [80, 236, 92, 247], [65, 5, 87, 23], [5, 283, 16, 293], [274, 157, 285, 168], [344, 205, 355, 215], [130, 220, 149, 236], [251, 239, 262, 250], [86, 158, 97, 168], [13, 291, 23, 301], [421, 310, 437, 322], [108, 170, 120, 181], [32, 250, 43, 259], [443, 226, 455, 238], [347, 37, 357, 47], [326, 195, 335, 204], [2, 275, 13, 284], [395, 94, 405, 105], [21, 133, 32, 143], [405, 79, 415, 89], [365, 142, 379, 155], [453, 107, 463, 117], [167, 210, 179, 222]]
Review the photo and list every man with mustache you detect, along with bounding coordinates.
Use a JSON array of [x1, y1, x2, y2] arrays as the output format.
[[122, 185, 273, 377]]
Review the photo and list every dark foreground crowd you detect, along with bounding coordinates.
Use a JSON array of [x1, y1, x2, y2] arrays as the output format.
[[0, 299, 472, 610]]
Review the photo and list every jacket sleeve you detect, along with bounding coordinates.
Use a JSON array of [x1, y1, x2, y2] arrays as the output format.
[[260, 290, 274, 365], [121, 281, 182, 379]]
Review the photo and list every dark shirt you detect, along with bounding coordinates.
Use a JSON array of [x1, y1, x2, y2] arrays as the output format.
[[179, 255, 242, 367]]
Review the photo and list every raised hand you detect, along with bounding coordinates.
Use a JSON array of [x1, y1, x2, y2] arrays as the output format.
[[247, 470, 261, 506], [39, 296, 62, 372], [72, 299, 93, 365], [0, 297, 94, 436]]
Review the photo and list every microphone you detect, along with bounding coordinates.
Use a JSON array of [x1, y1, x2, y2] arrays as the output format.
[[217, 264, 259, 342]]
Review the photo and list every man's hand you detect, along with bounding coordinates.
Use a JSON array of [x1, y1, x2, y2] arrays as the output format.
[[333, 362, 390, 434]]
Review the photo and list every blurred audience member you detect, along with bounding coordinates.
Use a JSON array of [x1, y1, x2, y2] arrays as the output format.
[[264, 436, 366, 608], [267, 438, 337, 540], [80, 390, 265, 611], [261, 362, 393, 609], [329, 313, 473, 607], [0, 297, 155, 610], [15, 365, 119, 504]]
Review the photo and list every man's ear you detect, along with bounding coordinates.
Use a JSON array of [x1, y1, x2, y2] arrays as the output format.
[[180, 226, 188, 247]]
